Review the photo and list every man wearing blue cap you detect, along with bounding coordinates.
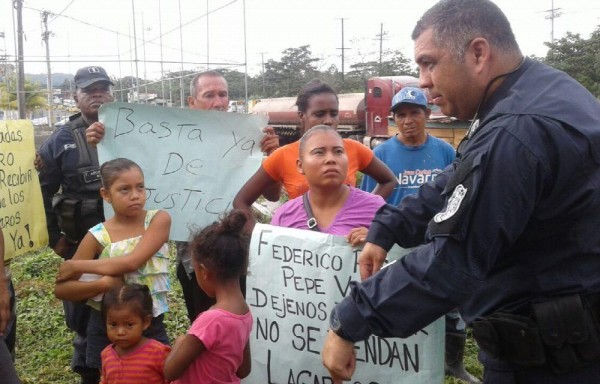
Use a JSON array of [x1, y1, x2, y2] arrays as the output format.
[[38, 66, 116, 384], [361, 86, 455, 206], [361, 87, 479, 382]]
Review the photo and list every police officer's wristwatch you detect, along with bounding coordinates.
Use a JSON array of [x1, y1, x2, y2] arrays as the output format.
[[329, 307, 351, 341]]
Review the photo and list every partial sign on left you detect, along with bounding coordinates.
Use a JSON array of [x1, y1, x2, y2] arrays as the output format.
[[0, 120, 48, 260]]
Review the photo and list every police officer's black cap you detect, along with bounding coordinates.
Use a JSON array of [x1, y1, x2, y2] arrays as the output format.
[[74, 66, 114, 89]]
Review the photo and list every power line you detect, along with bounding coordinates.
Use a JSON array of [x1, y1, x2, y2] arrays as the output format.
[[23, 2, 242, 65], [49, 0, 76, 23]]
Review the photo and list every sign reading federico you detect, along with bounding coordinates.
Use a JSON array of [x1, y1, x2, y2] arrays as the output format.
[[245, 224, 444, 384], [98, 102, 267, 241], [0, 120, 48, 260]]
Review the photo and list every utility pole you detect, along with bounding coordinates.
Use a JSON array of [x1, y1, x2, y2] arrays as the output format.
[[128, 24, 134, 102], [0, 31, 8, 118], [131, 0, 140, 103], [336, 18, 350, 91], [375, 23, 388, 76], [14, 0, 26, 119], [544, 0, 562, 43], [142, 12, 148, 103], [116, 32, 124, 102], [258, 52, 267, 96], [243, 0, 248, 108], [41, 11, 54, 129], [178, 0, 185, 107], [158, 0, 165, 104], [206, 0, 210, 69]]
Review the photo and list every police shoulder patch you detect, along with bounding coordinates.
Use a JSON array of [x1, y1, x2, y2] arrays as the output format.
[[434, 184, 468, 223]]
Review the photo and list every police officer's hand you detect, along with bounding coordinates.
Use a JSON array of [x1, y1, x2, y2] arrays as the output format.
[[359, 242, 388, 281], [0, 277, 10, 336], [322, 330, 356, 383], [34, 151, 44, 171], [86, 122, 106, 145], [260, 126, 279, 155], [346, 227, 368, 247], [52, 235, 73, 259]]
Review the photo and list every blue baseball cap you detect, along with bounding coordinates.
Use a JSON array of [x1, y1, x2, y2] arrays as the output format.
[[390, 87, 428, 112]]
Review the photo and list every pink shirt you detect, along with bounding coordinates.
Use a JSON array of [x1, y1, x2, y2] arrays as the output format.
[[173, 309, 253, 384], [271, 187, 385, 235]]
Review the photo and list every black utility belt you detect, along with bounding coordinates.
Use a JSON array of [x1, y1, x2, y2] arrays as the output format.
[[472, 294, 600, 373]]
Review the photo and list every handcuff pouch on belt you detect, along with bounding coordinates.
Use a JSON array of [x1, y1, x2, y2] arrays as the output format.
[[472, 312, 546, 367], [472, 294, 600, 373]]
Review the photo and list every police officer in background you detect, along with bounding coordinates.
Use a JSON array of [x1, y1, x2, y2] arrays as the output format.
[[38, 66, 114, 384], [322, 0, 600, 383]]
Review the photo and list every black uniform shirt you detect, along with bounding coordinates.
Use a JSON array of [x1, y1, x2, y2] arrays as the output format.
[[335, 59, 600, 345]]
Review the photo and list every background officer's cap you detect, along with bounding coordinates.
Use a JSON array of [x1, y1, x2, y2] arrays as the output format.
[[74, 66, 114, 89]]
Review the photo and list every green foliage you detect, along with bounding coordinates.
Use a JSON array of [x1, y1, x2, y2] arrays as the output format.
[[12, 249, 78, 383], [106, 43, 421, 102], [11, 245, 188, 384], [345, 49, 417, 92], [259, 45, 320, 98], [0, 77, 47, 116], [544, 26, 600, 97]]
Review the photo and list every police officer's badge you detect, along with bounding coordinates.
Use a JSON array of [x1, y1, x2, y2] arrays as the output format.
[[434, 184, 468, 223]]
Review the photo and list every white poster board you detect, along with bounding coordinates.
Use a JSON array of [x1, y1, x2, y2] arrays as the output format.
[[245, 224, 444, 384], [98, 102, 267, 241]]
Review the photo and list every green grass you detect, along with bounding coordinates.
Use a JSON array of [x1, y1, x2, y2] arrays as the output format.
[[11, 245, 482, 383], [11, 246, 188, 384]]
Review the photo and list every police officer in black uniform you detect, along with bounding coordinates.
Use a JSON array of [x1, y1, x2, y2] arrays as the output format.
[[322, 1, 600, 383], [38, 66, 114, 384]]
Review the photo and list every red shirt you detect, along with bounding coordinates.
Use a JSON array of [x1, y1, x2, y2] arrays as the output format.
[[101, 338, 171, 384]]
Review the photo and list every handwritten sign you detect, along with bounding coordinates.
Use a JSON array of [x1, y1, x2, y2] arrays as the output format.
[[0, 120, 48, 260], [245, 224, 444, 384], [98, 102, 267, 241]]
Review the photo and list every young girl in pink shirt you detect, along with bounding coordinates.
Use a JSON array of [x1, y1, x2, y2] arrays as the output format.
[[164, 210, 252, 383]]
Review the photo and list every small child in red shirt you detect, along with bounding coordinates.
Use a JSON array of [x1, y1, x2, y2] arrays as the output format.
[[100, 283, 171, 384]]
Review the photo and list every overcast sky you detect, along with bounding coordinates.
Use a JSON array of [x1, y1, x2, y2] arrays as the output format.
[[1, 0, 598, 80]]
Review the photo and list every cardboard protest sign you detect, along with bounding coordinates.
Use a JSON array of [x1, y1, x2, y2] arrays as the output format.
[[245, 224, 444, 384], [98, 102, 267, 241], [0, 120, 48, 260]]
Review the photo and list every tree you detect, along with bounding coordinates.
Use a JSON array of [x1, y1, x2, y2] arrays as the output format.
[[345, 49, 417, 93], [216, 68, 256, 100], [544, 27, 600, 97], [259, 45, 320, 98], [0, 76, 47, 118]]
